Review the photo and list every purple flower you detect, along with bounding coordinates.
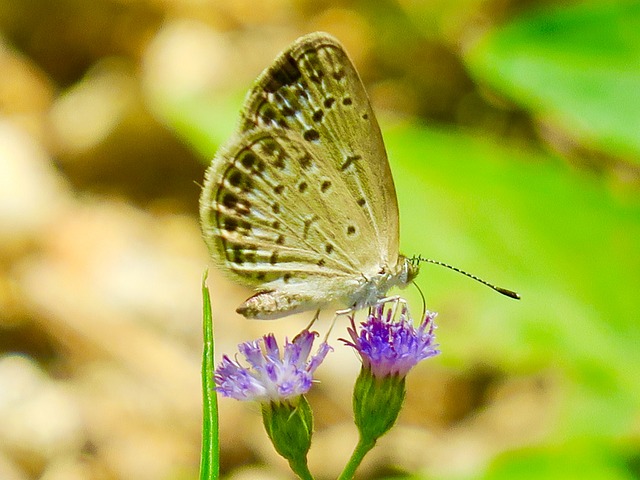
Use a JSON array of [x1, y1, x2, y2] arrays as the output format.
[[343, 301, 440, 378], [215, 330, 331, 402]]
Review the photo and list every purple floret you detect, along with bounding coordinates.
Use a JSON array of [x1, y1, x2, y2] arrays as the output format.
[[344, 301, 440, 378]]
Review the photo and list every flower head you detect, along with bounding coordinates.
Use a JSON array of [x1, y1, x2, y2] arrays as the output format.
[[343, 300, 440, 444], [215, 330, 331, 403], [343, 300, 439, 378]]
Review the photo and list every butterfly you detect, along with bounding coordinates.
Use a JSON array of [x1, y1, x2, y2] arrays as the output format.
[[199, 32, 518, 320], [199, 32, 419, 319]]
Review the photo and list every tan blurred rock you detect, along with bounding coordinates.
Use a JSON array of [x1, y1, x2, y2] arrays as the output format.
[[308, 423, 359, 479], [227, 464, 290, 480], [0, 119, 71, 258], [18, 199, 209, 346], [0, 38, 55, 142], [10, 195, 250, 479], [0, 355, 85, 471], [143, 20, 234, 99], [49, 58, 137, 156], [0, 451, 28, 480], [39, 456, 96, 480]]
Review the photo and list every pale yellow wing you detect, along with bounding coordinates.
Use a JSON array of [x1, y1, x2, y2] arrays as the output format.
[[200, 127, 376, 285], [238, 32, 399, 267], [199, 32, 401, 300]]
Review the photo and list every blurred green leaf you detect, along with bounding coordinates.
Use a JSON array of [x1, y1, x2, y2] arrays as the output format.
[[403, 442, 638, 480], [386, 123, 640, 440], [149, 89, 244, 160], [480, 443, 637, 480], [465, 1, 640, 160]]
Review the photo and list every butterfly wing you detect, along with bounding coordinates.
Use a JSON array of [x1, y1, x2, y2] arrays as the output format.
[[239, 32, 400, 267], [201, 128, 370, 281], [200, 32, 401, 317]]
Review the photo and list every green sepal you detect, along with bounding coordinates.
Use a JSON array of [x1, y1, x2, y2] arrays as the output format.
[[261, 397, 313, 472], [353, 367, 406, 444]]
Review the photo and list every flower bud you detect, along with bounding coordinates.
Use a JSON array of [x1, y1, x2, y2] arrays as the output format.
[[262, 396, 314, 463], [353, 368, 405, 443]]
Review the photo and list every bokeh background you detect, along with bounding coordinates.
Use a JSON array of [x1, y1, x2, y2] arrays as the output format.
[[1, 0, 638, 479]]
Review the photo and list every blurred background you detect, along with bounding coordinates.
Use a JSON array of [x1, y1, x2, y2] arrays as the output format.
[[0, 0, 638, 479]]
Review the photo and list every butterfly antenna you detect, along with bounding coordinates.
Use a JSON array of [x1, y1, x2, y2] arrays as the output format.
[[411, 255, 520, 300]]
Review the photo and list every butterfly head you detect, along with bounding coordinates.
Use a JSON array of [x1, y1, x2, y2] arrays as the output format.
[[400, 255, 420, 285]]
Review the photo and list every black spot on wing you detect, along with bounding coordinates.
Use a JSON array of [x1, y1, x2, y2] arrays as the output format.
[[320, 180, 331, 193], [303, 129, 320, 142], [224, 218, 238, 232], [341, 155, 361, 171], [312, 110, 324, 122], [299, 154, 312, 170], [222, 193, 238, 209], [264, 54, 302, 93]]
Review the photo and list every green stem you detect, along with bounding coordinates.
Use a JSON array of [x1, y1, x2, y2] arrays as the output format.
[[288, 458, 314, 480], [337, 437, 376, 480], [199, 270, 219, 480]]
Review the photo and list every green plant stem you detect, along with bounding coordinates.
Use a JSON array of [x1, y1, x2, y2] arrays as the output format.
[[288, 458, 314, 480], [337, 437, 376, 480], [199, 270, 219, 480]]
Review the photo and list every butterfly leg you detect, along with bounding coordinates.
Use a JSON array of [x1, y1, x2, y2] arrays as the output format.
[[304, 309, 321, 331], [335, 306, 355, 316], [325, 306, 355, 341], [373, 296, 409, 321]]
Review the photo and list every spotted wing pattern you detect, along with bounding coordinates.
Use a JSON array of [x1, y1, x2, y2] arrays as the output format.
[[200, 32, 401, 312]]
